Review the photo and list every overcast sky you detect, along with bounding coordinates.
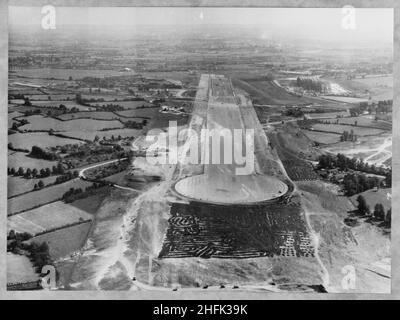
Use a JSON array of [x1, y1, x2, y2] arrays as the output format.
[[9, 7, 393, 44]]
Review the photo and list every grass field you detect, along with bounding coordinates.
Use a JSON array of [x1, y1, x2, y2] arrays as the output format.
[[8, 200, 93, 235], [7, 253, 39, 283], [115, 108, 159, 118], [8, 175, 59, 198], [56, 111, 146, 122], [8, 132, 82, 150], [324, 76, 392, 101], [68, 192, 108, 215], [20, 115, 124, 132], [327, 116, 392, 130], [306, 111, 349, 119], [27, 222, 92, 260], [233, 78, 316, 105], [302, 130, 340, 144], [8, 151, 57, 170], [311, 123, 385, 136], [9, 99, 25, 104], [350, 188, 391, 213], [8, 179, 92, 215]]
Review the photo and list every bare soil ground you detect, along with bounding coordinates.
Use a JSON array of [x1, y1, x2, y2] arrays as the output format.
[[298, 180, 390, 293]]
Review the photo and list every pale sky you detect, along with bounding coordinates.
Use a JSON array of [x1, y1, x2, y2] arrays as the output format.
[[9, 7, 393, 44]]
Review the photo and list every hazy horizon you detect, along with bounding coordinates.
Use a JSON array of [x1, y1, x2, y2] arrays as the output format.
[[9, 7, 393, 45]]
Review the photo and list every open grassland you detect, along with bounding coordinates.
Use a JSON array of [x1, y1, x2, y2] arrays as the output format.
[[20, 115, 124, 131], [68, 192, 108, 215], [116, 108, 187, 129], [28, 222, 92, 260], [354, 75, 393, 87], [302, 130, 340, 144], [9, 104, 59, 114], [8, 132, 83, 150], [115, 108, 159, 118], [327, 116, 391, 131], [324, 76, 392, 101], [350, 188, 391, 213], [306, 111, 350, 119], [311, 123, 385, 136], [233, 78, 335, 107], [8, 151, 57, 170], [56, 111, 146, 122], [8, 175, 59, 198], [8, 200, 93, 235], [7, 253, 39, 283], [9, 99, 25, 104], [8, 179, 92, 215]]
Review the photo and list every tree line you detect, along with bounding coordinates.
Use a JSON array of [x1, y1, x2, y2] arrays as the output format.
[[356, 195, 391, 226]]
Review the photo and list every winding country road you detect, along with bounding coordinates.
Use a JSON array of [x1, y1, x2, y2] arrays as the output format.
[[78, 158, 143, 193]]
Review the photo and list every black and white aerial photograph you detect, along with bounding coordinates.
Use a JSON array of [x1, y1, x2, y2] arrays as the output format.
[[2, 2, 396, 299]]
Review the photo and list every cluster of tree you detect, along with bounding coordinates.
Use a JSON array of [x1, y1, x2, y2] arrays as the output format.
[[343, 173, 382, 196], [282, 107, 304, 118], [29, 145, 58, 161], [27, 242, 53, 273], [356, 195, 391, 226], [94, 104, 125, 112], [10, 118, 29, 131], [296, 77, 325, 92], [86, 160, 129, 181], [318, 153, 389, 177], [23, 109, 41, 117], [8, 93, 25, 100], [350, 100, 393, 117], [56, 104, 81, 114], [7, 230, 32, 253], [33, 180, 45, 190], [8, 162, 66, 180], [62, 182, 107, 203], [54, 170, 79, 184], [23, 97, 32, 106], [124, 120, 147, 129], [376, 100, 392, 114], [340, 130, 357, 142], [7, 230, 54, 274]]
